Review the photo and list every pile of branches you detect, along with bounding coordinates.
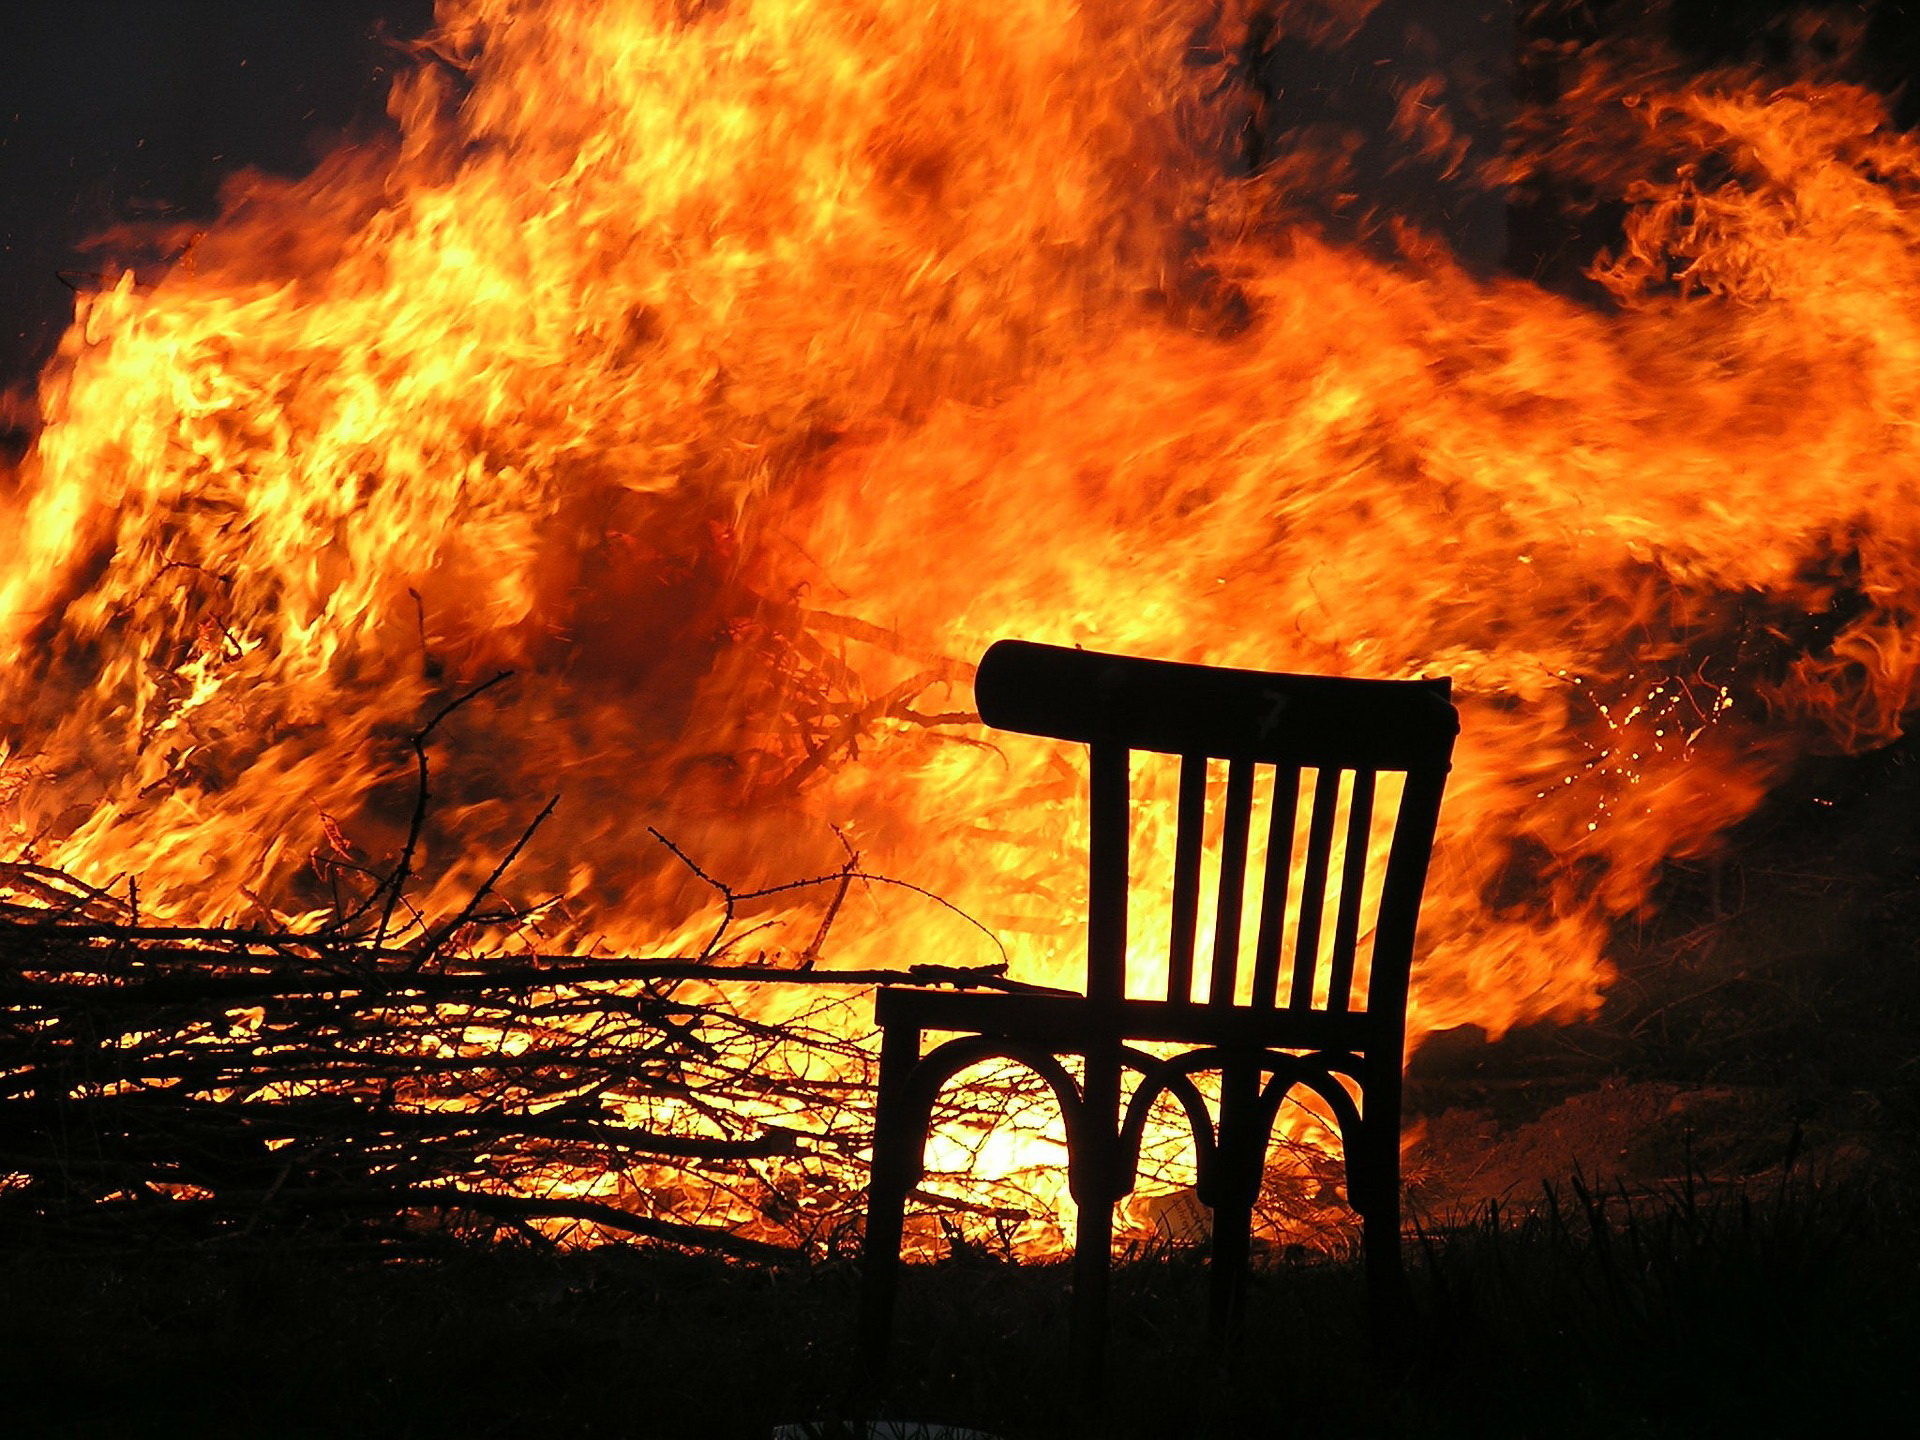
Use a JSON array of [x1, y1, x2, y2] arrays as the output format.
[[0, 854, 1025, 1258], [0, 672, 1051, 1259]]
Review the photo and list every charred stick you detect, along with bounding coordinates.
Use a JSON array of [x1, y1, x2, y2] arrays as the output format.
[[364, 1186, 801, 1260], [0, 954, 1014, 995], [1, 1094, 804, 1159]]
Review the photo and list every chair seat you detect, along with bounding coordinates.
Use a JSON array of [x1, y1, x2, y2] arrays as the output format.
[[875, 985, 1378, 1058]]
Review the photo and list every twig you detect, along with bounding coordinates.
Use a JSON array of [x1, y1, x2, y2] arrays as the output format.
[[648, 827, 1009, 966], [370, 670, 516, 946], [412, 794, 559, 967]]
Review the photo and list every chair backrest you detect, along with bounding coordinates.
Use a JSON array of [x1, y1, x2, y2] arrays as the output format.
[[974, 640, 1457, 1030]]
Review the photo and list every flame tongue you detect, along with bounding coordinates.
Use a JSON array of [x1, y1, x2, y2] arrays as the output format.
[[2, 1, 1917, 1064]]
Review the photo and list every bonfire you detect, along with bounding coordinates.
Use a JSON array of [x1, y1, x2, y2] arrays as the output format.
[[4, 0, 1917, 1258]]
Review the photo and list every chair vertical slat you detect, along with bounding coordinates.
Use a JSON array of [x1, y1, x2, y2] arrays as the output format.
[[1249, 766, 1301, 1008], [1363, 763, 1449, 1030], [1208, 759, 1256, 1007], [1087, 742, 1131, 1004], [1288, 768, 1343, 1010], [1165, 756, 1207, 1003], [1324, 769, 1377, 1013]]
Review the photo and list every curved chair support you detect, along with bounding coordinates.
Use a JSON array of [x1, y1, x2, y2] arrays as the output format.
[[1117, 1047, 1221, 1191], [1256, 1056, 1365, 1147], [1254, 1057, 1407, 1226], [1115, 1046, 1371, 1204], [887, 1035, 1091, 1195], [861, 1031, 1094, 1380]]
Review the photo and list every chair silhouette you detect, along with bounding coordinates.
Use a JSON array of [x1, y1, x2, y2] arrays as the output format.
[[858, 639, 1458, 1391]]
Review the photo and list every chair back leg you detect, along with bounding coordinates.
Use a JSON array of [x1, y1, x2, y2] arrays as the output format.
[[1206, 1195, 1254, 1342], [1349, 1111, 1408, 1359], [1205, 1060, 1263, 1343]]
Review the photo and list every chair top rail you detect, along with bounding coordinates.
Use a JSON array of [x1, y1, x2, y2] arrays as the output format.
[[976, 640, 1457, 772]]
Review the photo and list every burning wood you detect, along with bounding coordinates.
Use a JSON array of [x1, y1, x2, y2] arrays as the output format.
[[0, 846, 1036, 1255], [0, 682, 1021, 1254]]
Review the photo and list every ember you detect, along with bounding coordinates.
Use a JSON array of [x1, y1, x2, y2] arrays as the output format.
[[5, 1, 1920, 1249]]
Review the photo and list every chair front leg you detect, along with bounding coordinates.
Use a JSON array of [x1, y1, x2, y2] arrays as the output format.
[[1067, 1045, 1125, 1424], [859, 1021, 922, 1380], [1069, 1175, 1115, 1414]]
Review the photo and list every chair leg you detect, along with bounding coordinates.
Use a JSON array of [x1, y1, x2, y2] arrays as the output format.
[[858, 1165, 908, 1380], [1363, 1192, 1406, 1359], [1070, 1187, 1114, 1424], [858, 1024, 920, 1381], [1068, 1048, 1122, 1428], [1206, 1193, 1253, 1343], [1354, 1125, 1407, 1359], [1207, 1060, 1262, 1344]]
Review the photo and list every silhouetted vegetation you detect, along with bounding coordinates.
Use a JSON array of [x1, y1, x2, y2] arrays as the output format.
[[1, 1162, 1911, 1438]]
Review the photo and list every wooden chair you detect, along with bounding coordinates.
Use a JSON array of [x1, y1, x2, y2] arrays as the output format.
[[858, 639, 1458, 1392]]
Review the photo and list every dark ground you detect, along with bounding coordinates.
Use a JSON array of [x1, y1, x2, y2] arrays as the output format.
[[4, 735, 1918, 1439], [2, 1167, 1912, 1438]]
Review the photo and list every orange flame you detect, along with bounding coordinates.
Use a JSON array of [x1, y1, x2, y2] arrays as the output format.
[[3, 1, 1917, 1237]]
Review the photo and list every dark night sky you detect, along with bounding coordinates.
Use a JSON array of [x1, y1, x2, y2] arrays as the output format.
[[0, 1, 1541, 401], [5, 0, 1913, 406], [0, 1, 434, 396]]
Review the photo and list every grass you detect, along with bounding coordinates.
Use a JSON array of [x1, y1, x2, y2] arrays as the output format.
[[3, 1163, 1914, 1438], [1397, 1169, 1919, 1437]]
